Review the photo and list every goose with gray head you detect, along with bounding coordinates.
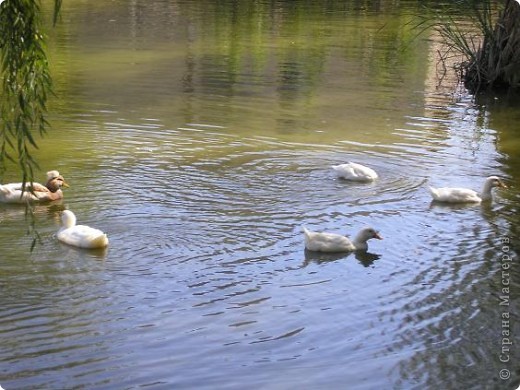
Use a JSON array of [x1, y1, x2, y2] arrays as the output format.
[[303, 226, 382, 253]]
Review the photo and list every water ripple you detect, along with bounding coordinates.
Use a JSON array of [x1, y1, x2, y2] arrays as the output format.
[[2, 100, 514, 390]]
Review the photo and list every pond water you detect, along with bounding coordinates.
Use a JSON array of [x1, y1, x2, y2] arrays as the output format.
[[1, 1, 519, 389]]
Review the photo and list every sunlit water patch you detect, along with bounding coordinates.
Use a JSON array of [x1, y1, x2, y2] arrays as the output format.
[[2, 101, 515, 388]]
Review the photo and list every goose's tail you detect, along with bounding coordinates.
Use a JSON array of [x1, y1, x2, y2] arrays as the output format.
[[0, 185, 12, 195], [86, 233, 109, 249]]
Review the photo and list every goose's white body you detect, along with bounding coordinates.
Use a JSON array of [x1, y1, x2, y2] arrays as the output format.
[[0, 171, 69, 203], [58, 210, 109, 249], [331, 162, 378, 182], [429, 187, 481, 203], [303, 226, 381, 253], [429, 176, 506, 203]]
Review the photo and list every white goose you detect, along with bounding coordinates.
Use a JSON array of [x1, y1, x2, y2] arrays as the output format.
[[57, 210, 109, 249], [303, 226, 382, 252], [331, 162, 378, 182], [0, 170, 69, 203], [429, 176, 506, 203]]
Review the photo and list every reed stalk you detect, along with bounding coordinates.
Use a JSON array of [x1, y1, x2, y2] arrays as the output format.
[[430, 0, 520, 91]]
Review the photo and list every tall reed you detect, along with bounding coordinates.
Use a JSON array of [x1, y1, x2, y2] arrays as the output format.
[[431, 0, 520, 91]]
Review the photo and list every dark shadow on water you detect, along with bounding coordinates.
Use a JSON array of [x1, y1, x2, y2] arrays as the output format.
[[355, 251, 381, 267], [303, 249, 381, 267], [428, 200, 481, 211], [428, 199, 502, 223], [0, 200, 67, 219], [46, 202, 67, 214]]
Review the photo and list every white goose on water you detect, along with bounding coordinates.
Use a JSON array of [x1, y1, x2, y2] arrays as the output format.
[[57, 210, 109, 249], [429, 176, 506, 203], [0, 170, 69, 203], [331, 162, 378, 182], [303, 226, 382, 253]]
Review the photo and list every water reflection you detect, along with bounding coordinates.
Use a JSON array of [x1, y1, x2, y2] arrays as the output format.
[[428, 200, 489, 210], [303, 249, 381, 267], [0, 202, 66, 223], [58, 244, 109, 260]]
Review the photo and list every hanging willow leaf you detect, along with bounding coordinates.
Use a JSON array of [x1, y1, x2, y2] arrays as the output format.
[[0, 0, 62, 251]]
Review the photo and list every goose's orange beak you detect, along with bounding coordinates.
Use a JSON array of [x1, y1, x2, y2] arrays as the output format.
[[59, 177, 70, 188]]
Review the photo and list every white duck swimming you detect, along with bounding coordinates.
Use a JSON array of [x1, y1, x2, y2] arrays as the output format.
[[0, 170, 69, 203], [429, 176, 506, 203], [57, 210, 109, 249], [331, 162, 378, 182], [303, 226, 382, 252]]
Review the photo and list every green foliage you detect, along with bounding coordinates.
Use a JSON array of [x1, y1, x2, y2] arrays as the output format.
[[425, 0, 520, 91], [0, 0, 61, 183], [0, 0, 61, 250], [474, 0, 520, 90]]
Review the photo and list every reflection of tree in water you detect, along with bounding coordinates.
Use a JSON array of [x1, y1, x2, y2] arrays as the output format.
[[53, 0, 425, 117], [472, 95, 520, 259], [380, 225, 520, 388]]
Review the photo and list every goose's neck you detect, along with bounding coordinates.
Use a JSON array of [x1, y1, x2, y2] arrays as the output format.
[[46, 179, 60, 193], [352, 233, 369, 250], [480, 181, 494, 201], [62, 214, 77, 229]]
